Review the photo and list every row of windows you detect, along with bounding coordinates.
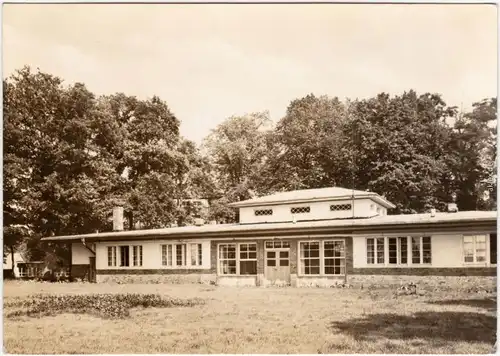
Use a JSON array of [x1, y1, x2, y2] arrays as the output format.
[[18, 266, 41, 278], [105, 234, 496, 270], [367, 236, 431, 265], [217, 240, 346, 276], [107, 243, 203, 267], [366, 234, 497, 266], [254, 203, 353, 216]]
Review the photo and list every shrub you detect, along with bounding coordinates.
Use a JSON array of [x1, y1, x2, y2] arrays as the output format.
[[6, 293, 205, 319]]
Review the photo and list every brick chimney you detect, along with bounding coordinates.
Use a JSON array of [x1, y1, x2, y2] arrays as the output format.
[[113, 199, 126, 231]]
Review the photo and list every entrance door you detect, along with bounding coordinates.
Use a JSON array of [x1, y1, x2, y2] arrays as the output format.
[[88, 256, 96, 283], [265, 241, 290, 285]]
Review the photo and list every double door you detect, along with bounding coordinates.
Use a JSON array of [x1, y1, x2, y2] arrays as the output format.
[[265, 241, 290, 284]]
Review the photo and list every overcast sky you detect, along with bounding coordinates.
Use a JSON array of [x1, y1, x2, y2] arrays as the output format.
[[3, 3, 497, 143]]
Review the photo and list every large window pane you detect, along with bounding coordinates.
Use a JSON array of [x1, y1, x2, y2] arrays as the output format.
[[240, 260, 257, 275], [119, 246, 130, 267], [376, 238, 385, 264], [219, 244, 237, 275], [490, 233, 497, 264], [399, 237, 408, 264], [367, 238, 375, 264], [388, 238, 397, 264], [412, 237, 421, 264], [422, 237, 431, 264], [300, 242, 320, 275]]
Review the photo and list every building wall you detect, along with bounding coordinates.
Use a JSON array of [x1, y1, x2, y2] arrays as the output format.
[[3, 253, 24, 278], [72, 243, 94, 264], [88, 228, 496, 286], [95, 239, 211, 270], [238, 198, 386, 224], [350, 231, 497, 286]]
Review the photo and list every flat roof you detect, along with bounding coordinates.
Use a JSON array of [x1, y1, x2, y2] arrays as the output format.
[[41, 210, 497, 242], [228, 187, 396, 209]]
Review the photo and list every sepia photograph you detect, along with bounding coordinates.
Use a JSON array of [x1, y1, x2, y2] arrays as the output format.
[[2, 2, 498, 354]]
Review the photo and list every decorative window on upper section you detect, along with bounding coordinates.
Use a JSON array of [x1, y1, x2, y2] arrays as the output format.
[[330, 204, 352, 211], [291, 206, 310, 214], [254, 209, 273, 216]]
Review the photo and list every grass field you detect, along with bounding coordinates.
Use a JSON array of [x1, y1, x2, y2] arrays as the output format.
[[3, 280, 497, 354]]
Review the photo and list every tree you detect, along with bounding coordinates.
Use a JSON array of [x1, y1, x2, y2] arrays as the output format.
[[3, 67, 120, 266], [344, 91, 457, 213], [203, 111, 272, 221], [449, 98, 497, 211], [263, 94, 346, 192]]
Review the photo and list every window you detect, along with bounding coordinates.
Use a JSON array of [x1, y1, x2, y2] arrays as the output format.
[[399, 237, 408, 264], [255, 209, 273, 216], [388, 237, 408, 265], [239, 243, 257, 275], [133, 246, 143, 267], [119, 246, 130, 267], [162, 245, 173, 266], [330, 204, 352, 211], [324, 241, 345, 275], [176, 244, 187, 266], [190, 243, 203, 266], [266, 250, 289, 267], [412, 236, 432, 264], [463, 235, 487, 263], [388, 238, 397, 264], [19, 266, 26, 277], [162, 243, 202, 267], [265, 241, 290, 249], [299, 242, 320, 275], [490, 233, 497, 265], [107, 246, 117, 267], [366, 238, 385, 264], [219, 244, 237, 275], [291, 206, 310, 214]]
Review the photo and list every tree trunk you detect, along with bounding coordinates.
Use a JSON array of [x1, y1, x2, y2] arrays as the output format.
[[10, 245, 15, 277]]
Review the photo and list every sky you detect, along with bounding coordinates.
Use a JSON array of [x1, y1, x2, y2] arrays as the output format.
[[3, 3, 497, 144]]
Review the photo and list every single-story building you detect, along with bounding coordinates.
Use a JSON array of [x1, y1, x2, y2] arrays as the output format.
[[3, 252, 48, 279], [41, 187, 497, 286]]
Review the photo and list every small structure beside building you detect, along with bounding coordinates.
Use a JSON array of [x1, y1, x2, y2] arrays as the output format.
[[3, 252, 46, 279], [42, 187, 497, 286]]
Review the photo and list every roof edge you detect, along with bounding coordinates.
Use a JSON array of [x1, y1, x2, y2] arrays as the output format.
[[228, 193, 396, 209]]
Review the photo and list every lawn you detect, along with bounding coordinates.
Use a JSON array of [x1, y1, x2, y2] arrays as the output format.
[[3, 280, 497, 354]]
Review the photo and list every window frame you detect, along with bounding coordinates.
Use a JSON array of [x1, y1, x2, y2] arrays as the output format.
[[463, 234, 488, 265], [190, 243, 203, 267], [132, 245, 143, 267], [119, 245, 130, 267], [323, 240, 346, 276], [366, 237, 385, 265], [254, 209, 273, 216], [297, 239, 346, 277], [107, 246, 117, 267], [217, 242, 258, 276], [290, 206, 311, 214], [265, 240, 291, 268], [238, 243, 258, 275], [489, 233, 497, 266]]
